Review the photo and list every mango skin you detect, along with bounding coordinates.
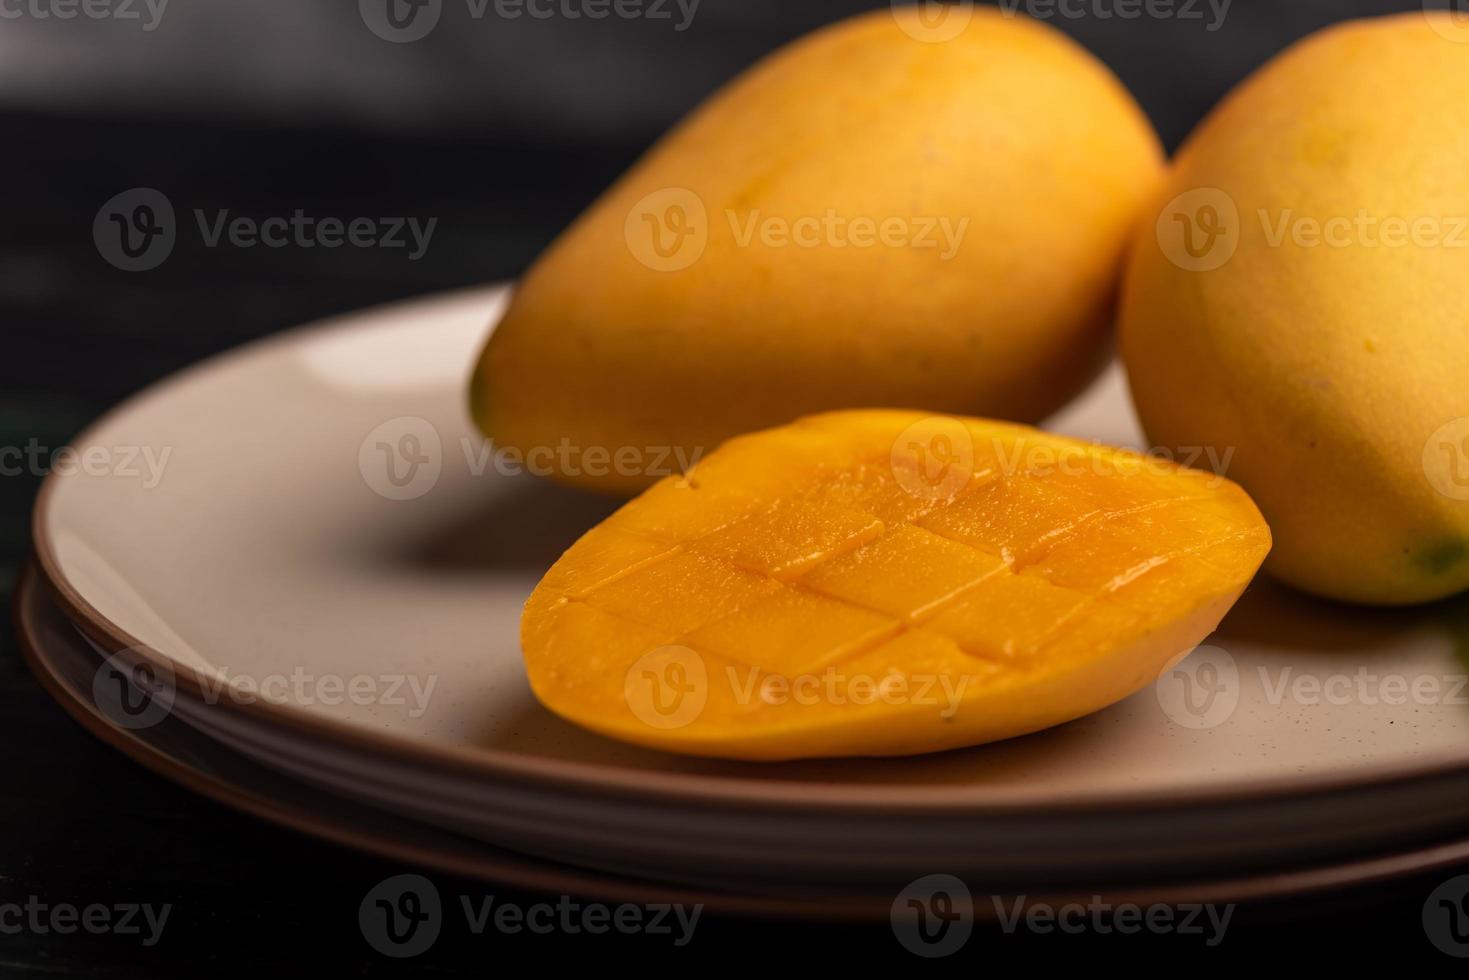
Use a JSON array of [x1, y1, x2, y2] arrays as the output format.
[[1120, 13, 1469, 606], [473, 8, 1164, 494]]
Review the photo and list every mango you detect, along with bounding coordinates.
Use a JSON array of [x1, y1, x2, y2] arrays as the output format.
[[472, 8, 1164, 494], [1120, 13, 1469, 605], [522, 411, 1270, 760]]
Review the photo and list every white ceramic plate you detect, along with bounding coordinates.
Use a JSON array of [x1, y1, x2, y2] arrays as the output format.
[[33, 285, 1469, 888]]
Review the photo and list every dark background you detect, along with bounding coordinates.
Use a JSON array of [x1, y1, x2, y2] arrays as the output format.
[[0, 0, 1461, 971]]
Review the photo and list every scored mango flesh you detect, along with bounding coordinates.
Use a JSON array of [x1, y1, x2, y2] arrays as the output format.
[[522, 411, 1271, 760]]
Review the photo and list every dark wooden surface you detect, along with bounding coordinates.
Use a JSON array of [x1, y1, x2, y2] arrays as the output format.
[[0, 109, 1462, 972]]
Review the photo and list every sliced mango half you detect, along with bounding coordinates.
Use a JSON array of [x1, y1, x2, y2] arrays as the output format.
[[521, 411, 1270, 760]]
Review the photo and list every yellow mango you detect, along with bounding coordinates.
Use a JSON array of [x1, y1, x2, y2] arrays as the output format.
[[521, 411, 1270, 760], [472, 8, 1164, 494], [1121, 13, 1469, 605]]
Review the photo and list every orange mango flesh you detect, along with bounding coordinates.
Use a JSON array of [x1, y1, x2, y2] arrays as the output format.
[[522, 411, 1271, 760]]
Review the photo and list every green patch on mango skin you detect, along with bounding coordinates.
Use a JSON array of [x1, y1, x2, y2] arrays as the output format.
[[1414, 537, 1469, 577]]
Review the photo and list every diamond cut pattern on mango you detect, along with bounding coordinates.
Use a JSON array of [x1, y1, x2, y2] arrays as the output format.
[[522, 410, 1271, 759]]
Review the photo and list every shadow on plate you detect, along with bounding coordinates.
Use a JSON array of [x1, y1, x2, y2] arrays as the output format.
[[390, 474, 624, 574]]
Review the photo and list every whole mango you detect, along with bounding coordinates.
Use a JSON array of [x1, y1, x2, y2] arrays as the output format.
[[472, 7, 1163, 494], [1121, 13, 1469, 605]]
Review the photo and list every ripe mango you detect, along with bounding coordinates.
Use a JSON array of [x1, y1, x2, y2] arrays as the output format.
[[472, 8, 1163, 494], [522, 411, 1270, 760], [1121, 13, 1469, 605]]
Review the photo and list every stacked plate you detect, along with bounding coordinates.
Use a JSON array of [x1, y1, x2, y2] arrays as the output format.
[[24, 285, 1469, 916]]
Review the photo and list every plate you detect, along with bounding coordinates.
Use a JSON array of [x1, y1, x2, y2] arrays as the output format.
[[10, 563, 863, 919], [31, 285, 1469, 887], [22, 563, 1469, 918]]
